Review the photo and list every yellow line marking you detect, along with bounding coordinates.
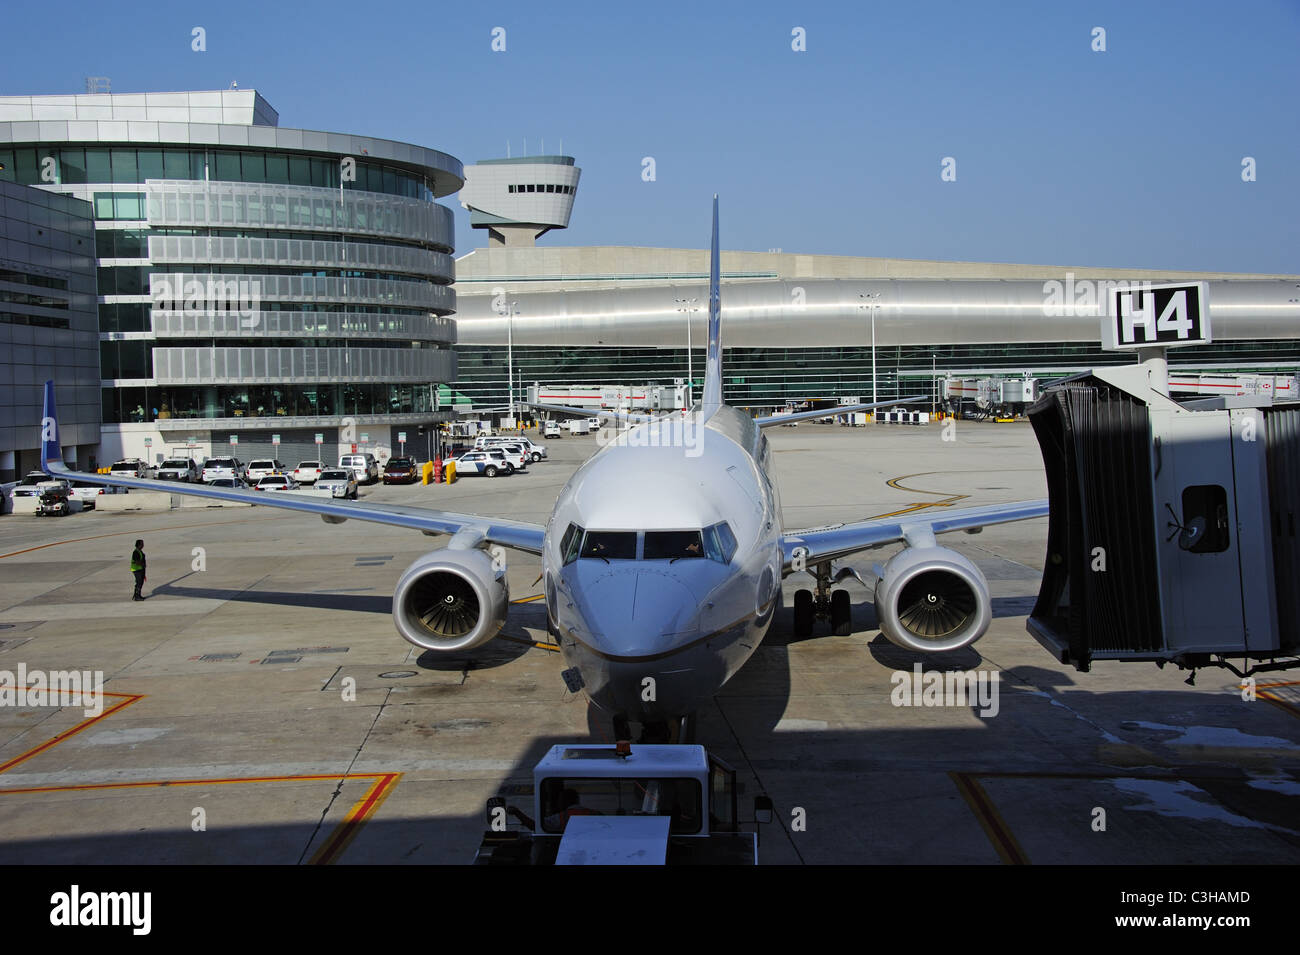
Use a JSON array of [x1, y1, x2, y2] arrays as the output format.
[[308, 772, 403, 865]]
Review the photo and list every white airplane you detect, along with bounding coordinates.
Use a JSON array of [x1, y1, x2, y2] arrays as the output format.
[[41, 198, 1047, 740]]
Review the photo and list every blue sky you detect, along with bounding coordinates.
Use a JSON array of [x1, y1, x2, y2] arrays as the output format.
[[3, 0, 1298, 272]]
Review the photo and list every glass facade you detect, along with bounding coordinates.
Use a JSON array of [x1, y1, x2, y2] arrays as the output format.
[[451, 339, 1300, 409], [1, 135, 458, 432], [0, 146, 433, 200]]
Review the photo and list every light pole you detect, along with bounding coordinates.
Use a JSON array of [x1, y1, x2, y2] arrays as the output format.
[[931, 353, 937, 417], [505, 300, 518, 425], [675, 297, 698, 405], [859, 291, 881, 405]]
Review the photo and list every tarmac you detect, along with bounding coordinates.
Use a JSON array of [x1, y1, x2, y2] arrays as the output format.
[[0, 420, 1296, 865]]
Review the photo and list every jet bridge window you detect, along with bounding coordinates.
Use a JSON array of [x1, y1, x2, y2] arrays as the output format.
[[644, 530, 703, 560], [581, 531, 637, 560], [560, 523, 584, 565]]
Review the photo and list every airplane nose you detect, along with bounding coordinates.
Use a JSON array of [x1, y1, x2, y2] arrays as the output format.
[[580, 568, 699, 655]]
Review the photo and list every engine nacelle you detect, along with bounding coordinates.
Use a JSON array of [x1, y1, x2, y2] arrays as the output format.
[[874, 546, 991, 653], [392, 548, 509, 652]]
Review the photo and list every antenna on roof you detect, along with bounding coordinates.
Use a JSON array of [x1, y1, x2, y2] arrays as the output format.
[[84, 77, 111, 94], [230, 80, 238, 89]]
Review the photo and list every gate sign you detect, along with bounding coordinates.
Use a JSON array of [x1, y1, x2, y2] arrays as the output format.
[[1104, 282, 1210, 351], [143, 437, 152, 447], [360, 433, 369, 443], [230, 435, 238, 445], [314, 433, 323, 445], [398, 432, 406, 443], [272, 434, 280, 446]]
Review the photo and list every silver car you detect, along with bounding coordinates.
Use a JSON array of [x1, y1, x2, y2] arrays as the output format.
[[315, 468, 359, 499]]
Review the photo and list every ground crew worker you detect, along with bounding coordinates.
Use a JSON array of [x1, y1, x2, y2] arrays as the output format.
[[130, 538, 147, 601]]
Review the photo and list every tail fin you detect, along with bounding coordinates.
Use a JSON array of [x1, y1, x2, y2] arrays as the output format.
[[41, 380, 62, 472], [700, 195, 723, 417]]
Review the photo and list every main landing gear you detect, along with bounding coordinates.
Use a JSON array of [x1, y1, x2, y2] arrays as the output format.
[[792, 560, 853, 638]]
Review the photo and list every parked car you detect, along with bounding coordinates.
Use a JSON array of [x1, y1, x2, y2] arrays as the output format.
[[293, 461, 325, 484], [382, 457, 419, 485], [156, 458, 199, 482], [36, 484, 72, 516], [201, 457, 245, 482], [314, 468, 358, 500], [18, 470, 49, 486], [206, 477, 251, 490], [245, 459, 285, 483], [254, 474, 300, 492], [476, 435, 547, 462], [543, 420, 562, 438], [110, 459, 148, 478], [339, 453, 379, 485], [453, 449, 511, 477], [69, 481, 105, 509], [495, 443, 531, 473]]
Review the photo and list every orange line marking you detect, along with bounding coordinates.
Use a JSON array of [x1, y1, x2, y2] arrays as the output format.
[[949, 771, 1029, 865], [309, 772, 402, 865], [0, 685, 402, 864], [0, 691, 144, 776]]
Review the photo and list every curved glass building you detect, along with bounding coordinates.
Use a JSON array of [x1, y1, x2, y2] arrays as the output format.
[[0, 89, 462, 464]]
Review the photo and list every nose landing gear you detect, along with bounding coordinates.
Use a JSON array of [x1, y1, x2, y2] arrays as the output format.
[[792, 560, 854, 637]]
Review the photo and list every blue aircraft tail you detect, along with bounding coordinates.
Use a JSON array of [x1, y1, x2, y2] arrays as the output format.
[[41, 380, 62, 472]]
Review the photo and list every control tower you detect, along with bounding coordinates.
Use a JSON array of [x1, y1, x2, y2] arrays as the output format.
[[458, 155, 581, 247]]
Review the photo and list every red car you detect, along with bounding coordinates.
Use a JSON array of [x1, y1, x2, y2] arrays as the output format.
[[382, 457, 419, 484]]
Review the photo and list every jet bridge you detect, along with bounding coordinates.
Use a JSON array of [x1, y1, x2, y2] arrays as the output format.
[[1026, 360, 1298, 677]]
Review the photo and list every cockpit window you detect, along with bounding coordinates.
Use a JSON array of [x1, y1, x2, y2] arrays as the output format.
[[560, 523, 584, 565], [703, 523, 738, 564], [581, 531, 637, 560], [644, 530, 703, 561]]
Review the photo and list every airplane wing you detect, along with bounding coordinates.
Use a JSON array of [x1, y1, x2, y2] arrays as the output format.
[[526, 402, 659, 424], [755, 396, 925, 429], [38, 382, 546, 556], [781, 499, 1049, 571]]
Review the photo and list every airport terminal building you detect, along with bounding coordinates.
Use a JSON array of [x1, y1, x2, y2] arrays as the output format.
[[451, 245, 1300, 411], [0, 90, 462, 467]]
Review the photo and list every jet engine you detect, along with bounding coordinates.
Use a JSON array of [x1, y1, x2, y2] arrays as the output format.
[[873, 546, 991, 653], [392, 548, 509, 652]]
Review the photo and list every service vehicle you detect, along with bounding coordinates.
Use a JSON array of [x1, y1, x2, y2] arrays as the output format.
[[314, 468, 358, 500], [201, 457, 245, 482], [382, 457, 419, 485], [453, 449, 511, 477], [109, 459, 149, 478], [254, 474, 300, 492], [543, 420, 562, 438], [474, 743, 769, 865], [566, 419, 590, 436], [293, 461, 325, 484], [36, 483, 73, 516], [17, 470, 49, 486], [245, 459, 285, 483], [156, 458, 199, 482], [339, 453, 379, 485]]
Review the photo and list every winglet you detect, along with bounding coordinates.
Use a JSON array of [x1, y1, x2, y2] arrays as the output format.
[[41, 380, 63, 472], [700, 195, 723, 418]]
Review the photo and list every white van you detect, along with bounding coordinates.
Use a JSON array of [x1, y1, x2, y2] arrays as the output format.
[[339, 453, 379, 484], [543, 420, 562, 438]]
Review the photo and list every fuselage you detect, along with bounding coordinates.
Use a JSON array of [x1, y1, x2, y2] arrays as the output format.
[[542, 407, 784, 722]]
